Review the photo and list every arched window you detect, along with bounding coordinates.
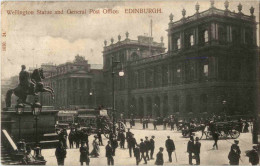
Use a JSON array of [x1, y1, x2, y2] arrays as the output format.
[[190, 35, 194, 46], [177, 38, 181, 49], [204, 30, 209, 43]]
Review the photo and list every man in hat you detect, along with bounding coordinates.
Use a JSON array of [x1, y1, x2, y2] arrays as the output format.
[[228, 140, 241, 165], [246, 145, 259, 165], [212, 131, 219, 150], [118, 131, 126, 148], [97, 129, 103, 146], [55, 141, 67, 165], [187, 136, 194, 165], [134, 144, 141, 165], [80, 141, 90, 165], [106, 141, 114, 165], [153, 119, 157, 130], [111, 137, 118, 156], [144, 136, 151, 161], [165, 136, 175, 163], [150, 136, 155, 160], [194, 137, 201, 165], [126, 128, 132, 149], [128, 134, 137, 157], [140, 139, 147, 164], [155, 147, 164, 165]]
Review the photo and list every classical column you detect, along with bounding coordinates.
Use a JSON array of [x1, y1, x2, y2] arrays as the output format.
[[144, 97, 147, 116], [168, 93, 173, 115], [241, 28, 245, 44], [159, 95, 164, 117]]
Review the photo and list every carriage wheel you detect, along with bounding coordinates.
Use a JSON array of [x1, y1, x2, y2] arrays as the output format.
[[230, 129, 240, 139], [220, 131, 228, 139]]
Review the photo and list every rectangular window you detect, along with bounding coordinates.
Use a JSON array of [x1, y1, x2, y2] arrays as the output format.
[[204, 64, 208, 76]]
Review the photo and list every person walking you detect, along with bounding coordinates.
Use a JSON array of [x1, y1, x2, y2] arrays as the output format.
[[194, 137, 201, 165], [140, 139, 147, 164], [246, 145, 259, 165], [170, 118, 175, 131], [128, 134, 137, 157], [80, 141, 90, 165], [68, 129, 75, 149], [212, 131, 219, 150], [146, 118, 149, 129], [97, 129, 103, 146], [142, 119, 146, 129], [150, 136, 155, 160], [165, 136, 175, 163], [228, 140, 241, 165], [187, 136, 194, 165], [90, 135, 100, 158], [163, 118, 167, 130], [134, 145, 141, 165], [55, 141, 67, 165], [119, 131, 126, 148], [153, 120, 157, 130], [126, 128, 132, 149], [155, 147, 164, 166], [111, 137, 118, 156], [106, 141, 114, 165], [144, 136, 150, 161]]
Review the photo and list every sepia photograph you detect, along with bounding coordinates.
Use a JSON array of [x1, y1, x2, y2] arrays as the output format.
[[1, 0, 260, 165]]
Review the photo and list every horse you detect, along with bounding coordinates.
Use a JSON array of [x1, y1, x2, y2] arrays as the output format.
[[5, 68, 54, 108]]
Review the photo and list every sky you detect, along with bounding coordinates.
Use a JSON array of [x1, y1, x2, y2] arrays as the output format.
[[1, 0, 259, 79]]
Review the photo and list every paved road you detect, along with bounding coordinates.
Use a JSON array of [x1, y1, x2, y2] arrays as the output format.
[[42, 123, 254, 165]]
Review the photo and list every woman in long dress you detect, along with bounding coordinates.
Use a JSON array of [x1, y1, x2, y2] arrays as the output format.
[[90, 135, 100, 157]]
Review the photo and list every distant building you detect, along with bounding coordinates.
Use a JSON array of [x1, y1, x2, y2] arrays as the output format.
[[1, 76, 19, 108], [103, 2, 258, 118], [40, 55, 104, 109]]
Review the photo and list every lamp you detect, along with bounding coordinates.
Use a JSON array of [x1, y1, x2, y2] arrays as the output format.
[[32, 102, 42, 116], [15, 103, 25, 141]]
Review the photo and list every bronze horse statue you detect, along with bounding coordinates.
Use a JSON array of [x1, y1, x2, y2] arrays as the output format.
[[5, 68, 54, 107]]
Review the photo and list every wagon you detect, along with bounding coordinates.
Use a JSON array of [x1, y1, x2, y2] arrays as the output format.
[[76, 109, 126, 138]]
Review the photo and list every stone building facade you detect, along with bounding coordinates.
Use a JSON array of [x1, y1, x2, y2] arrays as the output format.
[[40, 55, 104, 109], [103, 2, 258, 118]]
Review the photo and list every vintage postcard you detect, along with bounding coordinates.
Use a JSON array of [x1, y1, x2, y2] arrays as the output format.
[[1, 0, 260, 165]]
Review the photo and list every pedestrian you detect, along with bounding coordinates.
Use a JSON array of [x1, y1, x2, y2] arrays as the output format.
[[97, 129, 103, 146], [111, 137, 118, 156], [228, 140, 241, 165], [82, 128, 90, 147], [128, 134, 137, 157], [144, 136, 150, 161], [126, 128, 132, 149], [170, 118, 175, 131], [187, 136, 194, 165], [146, 118, 149, 129], [155, 147, 164, 165], [153, 120, 157, 130], [246, 145, 259, 165], [134, 145, 141, 165], [119, 131, 126, 148], [140, 139, 147, 164], [109, 131, 113, 142], [194, 137, 201, 165], [75, 128, 81, 148], [90, 135, 100, 158], [143, 119, 146, 129], [165, 136, 175, 163], [243, 121, 249, 133], [106, 141, 114, 165], [68, 129, 75, 149], [80, 141, 90, 165], [62, 128, 68, 148], [212, 131, 219, 150], [163, 118, 167, 130], [55, 141, 67, 165], [150, 136, 155, 160]]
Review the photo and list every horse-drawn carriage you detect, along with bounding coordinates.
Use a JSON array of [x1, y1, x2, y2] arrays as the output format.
[[76, 109, 126, 138]]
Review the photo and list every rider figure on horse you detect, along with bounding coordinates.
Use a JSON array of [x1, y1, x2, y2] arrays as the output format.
[[19, 65, 36, 95]]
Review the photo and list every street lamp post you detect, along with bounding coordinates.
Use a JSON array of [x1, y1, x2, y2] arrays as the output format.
[[111, 56, 124, 135], [32, 101, 42, 145], [15, 103, 25, 141]]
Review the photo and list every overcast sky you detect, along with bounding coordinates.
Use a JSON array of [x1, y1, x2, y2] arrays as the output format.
[[1, 0, 259, 79]]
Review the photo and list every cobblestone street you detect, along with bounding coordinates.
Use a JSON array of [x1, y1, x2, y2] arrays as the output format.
[[42, 123, 254, 165]]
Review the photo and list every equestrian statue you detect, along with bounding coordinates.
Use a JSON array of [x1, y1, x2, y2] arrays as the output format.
[[5, 65, 54, 108]]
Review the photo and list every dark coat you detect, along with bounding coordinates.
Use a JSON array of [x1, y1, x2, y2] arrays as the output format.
[[55, 146, 67, 159], [144, 140, 151, 151], [134, 147, 140, 158], [140, 142, 146, 153], [187, 140, 194, 153], [126, 132, 132, 141], [106, 145, 113, 157], [165, 139, 175, 152], [128, 137, 137, 148], [194, 142, 201, 154], [155, 151, 164, 165], [111, 139, 118, 149], [247, 150, 259, 165], [80, 146, 89, 162], [150, 139, 155, 149], [228, 149, 240, 164]]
